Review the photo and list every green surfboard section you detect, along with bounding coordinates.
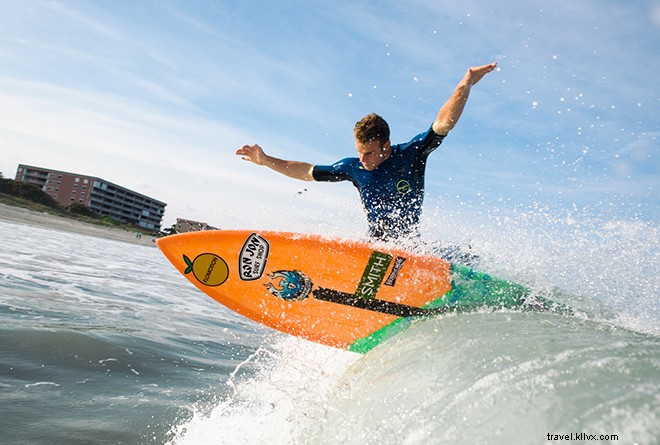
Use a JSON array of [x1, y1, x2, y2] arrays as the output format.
[[348, 264, 565, 354]]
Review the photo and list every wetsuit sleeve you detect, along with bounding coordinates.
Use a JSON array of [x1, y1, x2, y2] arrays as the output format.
[[312, 159, 354, 182], [419, 126, 446, 157]]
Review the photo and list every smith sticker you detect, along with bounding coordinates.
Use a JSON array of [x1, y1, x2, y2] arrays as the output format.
[[355, 251, 393, 299], [183, 253, 229, 286], [239, 233, 270, 281]]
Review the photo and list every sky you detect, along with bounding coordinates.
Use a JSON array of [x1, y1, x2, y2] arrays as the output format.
[[0, 0, 658, 234]]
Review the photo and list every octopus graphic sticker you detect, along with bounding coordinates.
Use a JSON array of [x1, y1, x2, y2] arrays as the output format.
[[264, 270, 312, 301]]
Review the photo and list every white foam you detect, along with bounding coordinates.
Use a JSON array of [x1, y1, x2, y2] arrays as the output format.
[[167, 336, 358, 445]]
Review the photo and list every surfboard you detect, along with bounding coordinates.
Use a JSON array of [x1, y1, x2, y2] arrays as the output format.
[[157, 230, 538, 353]]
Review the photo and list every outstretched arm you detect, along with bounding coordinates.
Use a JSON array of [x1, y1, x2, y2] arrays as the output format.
[[432, 62, 497, 136], [236, 144, 315, 181]]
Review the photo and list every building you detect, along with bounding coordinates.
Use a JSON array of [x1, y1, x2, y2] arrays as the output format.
[[174, 218, 217, 233], [15, 164, 166, 231], [175, 218, 208, 233]]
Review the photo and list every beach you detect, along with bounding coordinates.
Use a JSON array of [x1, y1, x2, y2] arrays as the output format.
[[0, 202, 158, 246]]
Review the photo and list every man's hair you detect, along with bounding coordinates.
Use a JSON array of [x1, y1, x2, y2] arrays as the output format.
[[354, 113, 390, 145]]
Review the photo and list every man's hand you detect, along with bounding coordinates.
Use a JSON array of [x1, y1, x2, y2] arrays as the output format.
[[433, 62, 498, 135], [463, 62, 497, 87], [235, 144, 315, 181], [236, 144, 267, 166]]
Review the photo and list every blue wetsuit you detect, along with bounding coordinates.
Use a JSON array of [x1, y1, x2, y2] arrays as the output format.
[[313, 126, 445, 241]]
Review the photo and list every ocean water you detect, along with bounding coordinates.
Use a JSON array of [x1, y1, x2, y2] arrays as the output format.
[[0, 213, 658, 445]]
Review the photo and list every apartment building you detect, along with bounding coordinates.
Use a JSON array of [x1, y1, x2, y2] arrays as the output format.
[[15, 164, 166, 231]]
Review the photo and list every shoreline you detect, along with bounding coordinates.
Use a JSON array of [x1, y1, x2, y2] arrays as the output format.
[[0, 202, 158, 246]]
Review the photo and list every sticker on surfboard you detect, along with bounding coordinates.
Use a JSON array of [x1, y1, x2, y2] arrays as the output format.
[[264, 270, 313, 301], [239, 233, 270, 281], [354, 251, 407, 298], [355, 251, 393, 298], [183, 253, 230, 286]]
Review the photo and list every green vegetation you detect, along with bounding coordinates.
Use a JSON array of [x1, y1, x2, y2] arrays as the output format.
[[0, 172, 159, 236], [0, 175, 61, 210], [65, 202, 98, 218]]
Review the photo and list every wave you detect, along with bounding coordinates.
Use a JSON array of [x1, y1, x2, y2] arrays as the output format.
[[304, 311, 660, 444], [169, 309, 660, 445], [167, 206, 660, 445]]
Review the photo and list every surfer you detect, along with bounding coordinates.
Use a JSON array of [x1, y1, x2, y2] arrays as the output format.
[[236, 62, 497, 250]]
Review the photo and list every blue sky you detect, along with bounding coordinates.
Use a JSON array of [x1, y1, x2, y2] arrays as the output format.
[[0, 0, 658, 233]]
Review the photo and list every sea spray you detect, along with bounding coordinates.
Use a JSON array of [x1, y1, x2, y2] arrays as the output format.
[[168, 336, 358, 445]]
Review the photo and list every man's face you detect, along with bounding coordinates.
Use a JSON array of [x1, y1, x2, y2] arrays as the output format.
[[356, 140, 391, 171]]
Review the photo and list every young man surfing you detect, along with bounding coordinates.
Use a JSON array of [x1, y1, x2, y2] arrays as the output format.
[[236, 62, 497, 249]]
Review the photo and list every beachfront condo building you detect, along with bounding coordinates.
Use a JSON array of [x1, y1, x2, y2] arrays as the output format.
[[15, 164, 166, 231]]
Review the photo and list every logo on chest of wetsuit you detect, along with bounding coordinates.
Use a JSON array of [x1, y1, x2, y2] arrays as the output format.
[[396, 179, 411, 195]]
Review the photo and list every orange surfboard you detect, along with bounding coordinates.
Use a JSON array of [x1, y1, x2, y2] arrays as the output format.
[[157, 230, 456, 353]]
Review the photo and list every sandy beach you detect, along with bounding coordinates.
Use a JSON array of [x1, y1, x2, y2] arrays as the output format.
[[0, 203, 158, 246]]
